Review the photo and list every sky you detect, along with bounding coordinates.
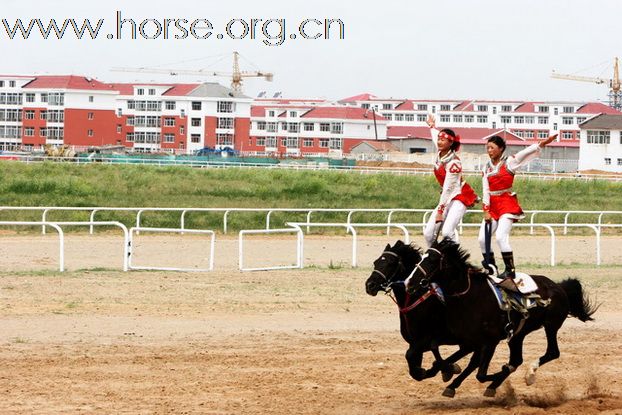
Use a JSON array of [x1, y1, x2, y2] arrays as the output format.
[[2, 0, 621, 103]]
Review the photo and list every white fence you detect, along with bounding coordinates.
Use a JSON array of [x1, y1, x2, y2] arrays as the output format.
[[0, 207, 621, 271]]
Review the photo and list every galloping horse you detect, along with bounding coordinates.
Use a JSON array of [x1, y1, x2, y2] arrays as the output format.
[[405, 238, 598, 397], [365, 240, 470, 382]]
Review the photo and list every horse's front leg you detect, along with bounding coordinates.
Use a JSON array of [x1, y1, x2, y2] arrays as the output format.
[[487, 332, 526, 392], [443, 350, 481, 398], [405, 344, 427, 381]]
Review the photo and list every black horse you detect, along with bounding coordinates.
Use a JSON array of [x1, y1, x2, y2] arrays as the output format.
[[365, 240, 470, 382], [405, 238, 598, 397]]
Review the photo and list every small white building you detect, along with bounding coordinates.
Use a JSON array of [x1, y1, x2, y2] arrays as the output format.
[[578, 114, 622, 173]]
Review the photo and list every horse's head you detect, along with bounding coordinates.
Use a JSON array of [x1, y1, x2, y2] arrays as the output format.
[[404, 238, 472, 293], [365, 240, 422, 296]]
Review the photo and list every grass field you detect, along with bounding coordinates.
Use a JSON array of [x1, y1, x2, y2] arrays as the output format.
[[1, 161, 621, 230]]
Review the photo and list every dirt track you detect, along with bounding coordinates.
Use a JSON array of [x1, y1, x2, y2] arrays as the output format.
[[0, 234, 621, 414]]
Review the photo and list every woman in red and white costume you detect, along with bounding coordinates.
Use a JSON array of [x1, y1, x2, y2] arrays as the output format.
[[423, 114, 478, 247], [478, 134, 557, 279]]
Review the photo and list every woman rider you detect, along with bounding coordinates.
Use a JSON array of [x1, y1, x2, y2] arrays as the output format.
[[423, 114, 478, 247], [479, 133, 557, 279]]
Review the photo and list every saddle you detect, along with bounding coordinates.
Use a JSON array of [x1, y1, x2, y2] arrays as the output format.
[[486, 273, 551, 317]]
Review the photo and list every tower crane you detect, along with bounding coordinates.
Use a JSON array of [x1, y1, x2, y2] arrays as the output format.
[[551, 57, 621, 110], [111, 51, 273, 93]]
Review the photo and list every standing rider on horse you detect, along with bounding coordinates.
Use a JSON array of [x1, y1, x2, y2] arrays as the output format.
[[424, 114, 478, 247], [479, 134, 557, 281]]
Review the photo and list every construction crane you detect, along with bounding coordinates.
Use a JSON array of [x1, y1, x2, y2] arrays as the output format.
[[111, 51, 273, 93], [551, 57, 621, 110]]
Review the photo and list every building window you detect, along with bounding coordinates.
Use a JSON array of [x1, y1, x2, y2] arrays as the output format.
[[289, 111, 297, 117], [25, 110, 35, 120], [563, 106, 574, 113], [553, 123, 558, 131], [617, 158, 622, 166], [394, 114, 404, 121], [303, 122, 314, 131], [330, 122, 343, 134], [218, 118, 234, 129], [417, 114, 426, 122], [256, 137, 265, 146], [440, 114, 450, 123], [319, 138, 329, 148], [477, 115, 488, 123], [501, 105, 512, 112], [525, 131, 534, 139], [9, 81, 16, 87], [24, 127, 34, 137], [319, 123, 330, 132], [538, 131, 548, 139], [554, 107, 559, 115], [382, 103, 392, 110], [604, 158, 611, 165], [41, 93, 48, 103], [383, 114, 392, 121], [287, 122, 299, 133], [477, 105, 488, 112], [148, 88, 156, 95], [192, 101, 202, 111], [164, 117, 176, 127], [464, 115, 474, 123], [405, 114, 414, 122], [190, 134, 201, 143], [514, 116, 524, 124], [440, 104, 451, 111], [303, 138, 313, 147], [87, 129, 94, 137], [88, 112, 94, 120], [562, 117, 573, 125], [256, 121, 266, 130], [217, 101, 234, 113], [180, 126, 185, 135], [329, 138, 342, 149], [216, 134, 233, 146], [286, 137, 299, 148], [492, 107, 497, 114], [165, 101, 176, 110], [40, 111, 47, 120], [417, 104, 428, 111], [191, 118, 202, 127], [265, 136, 277, 147], [137, 88, 144, 96], [586, 130, 610, 144], [117, 124, 122, 133], [268, 110, 276, 117], [525, 116, 534, 124], [561, 131, 574, 140], [25, 93, 35, 103], [89, 96, 94, 103], [577, 117, 587, 124], [164, 133, 175, 143], [538, 116, 548, 124]]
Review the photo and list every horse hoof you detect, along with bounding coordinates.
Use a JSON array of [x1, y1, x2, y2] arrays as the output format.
[[452, 363, 462, 374], [442, 387, 456, 398], [483, 388, 496, 397]]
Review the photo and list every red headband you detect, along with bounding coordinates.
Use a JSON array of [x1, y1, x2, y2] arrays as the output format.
[[438, 131, 461, 142]]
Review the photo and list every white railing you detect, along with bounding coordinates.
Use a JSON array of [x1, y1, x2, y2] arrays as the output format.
[[238, 228, 303, 271], [0, 221, 129, 271], [129, 227, 215, 272]]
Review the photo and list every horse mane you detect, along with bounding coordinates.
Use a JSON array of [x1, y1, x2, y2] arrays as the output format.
[[434, 238, 478, 276], [390, 240, 423, 267]]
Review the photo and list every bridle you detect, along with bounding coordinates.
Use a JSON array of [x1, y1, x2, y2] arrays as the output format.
[[371, 250, 404, 292], [371, 249, 442, 314], [409, 247, 443, 289]]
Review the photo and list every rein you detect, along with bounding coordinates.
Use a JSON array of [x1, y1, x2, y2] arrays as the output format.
[[448, 268, 478, 297], [386, 284, 440, 314]]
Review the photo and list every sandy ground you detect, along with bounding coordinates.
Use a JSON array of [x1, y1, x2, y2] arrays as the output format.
[[0, 234, 621, 414]]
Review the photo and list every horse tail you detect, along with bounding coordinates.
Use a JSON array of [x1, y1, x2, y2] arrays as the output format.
[[559, 278, 598, 322]]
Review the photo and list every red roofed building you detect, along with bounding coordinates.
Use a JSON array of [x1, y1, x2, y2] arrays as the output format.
[[0, 74, 251, 153], [248, 104, 388, 156]]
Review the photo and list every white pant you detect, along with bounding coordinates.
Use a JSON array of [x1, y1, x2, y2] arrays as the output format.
[[478, 215, 514, 253], [423, 200, 467, 247]]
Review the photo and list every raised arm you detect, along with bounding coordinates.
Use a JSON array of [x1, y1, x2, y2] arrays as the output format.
[[427, 114, 439, 151], [507, 134, 557, 172], [482, 168, 491, 220]]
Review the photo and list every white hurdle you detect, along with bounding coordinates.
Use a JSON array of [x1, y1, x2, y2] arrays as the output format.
[[129, 227, 215, 272], [238, 228, 303, 271]]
